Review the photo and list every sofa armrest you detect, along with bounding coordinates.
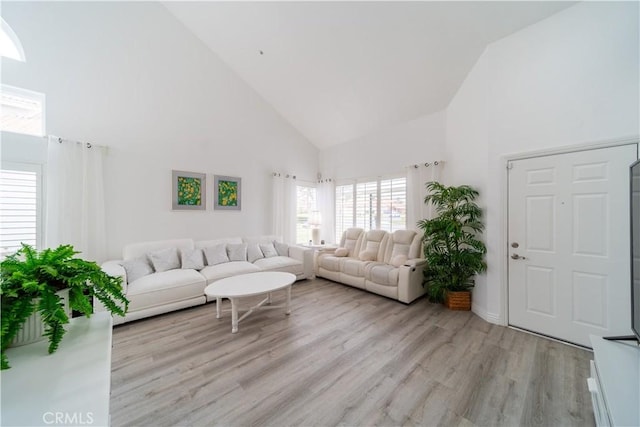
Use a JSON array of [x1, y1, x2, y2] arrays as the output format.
[[102, 260, 127, 293], [398, 259, 427, 303], [288, 245, 314, 279], [317, 246, 337, 254], [404, 258, 427, 268], [95, 260, 127, 316]]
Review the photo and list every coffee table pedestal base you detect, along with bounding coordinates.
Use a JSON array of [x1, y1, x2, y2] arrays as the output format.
[[215, 286, 292, 333]]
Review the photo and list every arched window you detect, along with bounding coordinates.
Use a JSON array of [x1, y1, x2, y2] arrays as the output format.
[[1, 18, 25, 62]]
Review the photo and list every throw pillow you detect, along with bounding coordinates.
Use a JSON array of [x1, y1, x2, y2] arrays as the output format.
[[247, 244, 265, 263], [260, 243, 279, 258], [204, 244, 229, 266], [181, 248, 205, 270], [148, 247, 181, 272], [359, 250, 377, 261], [390, 254, 408, 267], [227, 243, 248, 262], [274, 241, 289, 257], [334, 248, 349, 257], [121, 256, 154, 283]]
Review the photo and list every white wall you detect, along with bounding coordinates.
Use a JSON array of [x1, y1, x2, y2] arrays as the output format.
[[1, 2, 318, 260], [445, 52, 492, 320], [319, 111, 446, 180], [446, 1, 640, 323]]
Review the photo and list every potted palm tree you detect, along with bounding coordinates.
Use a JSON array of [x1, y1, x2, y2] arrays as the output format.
[[1, 244, 129, 369], [417, 182, 487, 310]]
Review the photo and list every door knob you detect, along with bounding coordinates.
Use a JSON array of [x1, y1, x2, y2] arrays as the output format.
[[511, 254, 526, 260]]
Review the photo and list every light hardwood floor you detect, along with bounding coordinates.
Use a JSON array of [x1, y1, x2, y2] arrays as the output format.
[[110, 278, 595, 427]]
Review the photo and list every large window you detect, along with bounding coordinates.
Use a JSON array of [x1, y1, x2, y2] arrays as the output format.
[[379, 177, 407, 233], [1, 85, 45, 137], [0, 162, 43, 257], [355, 181, 378, 231], [296, 185, 317, 244], [335, 184, 354, 241], [335, 176, 406, 241]]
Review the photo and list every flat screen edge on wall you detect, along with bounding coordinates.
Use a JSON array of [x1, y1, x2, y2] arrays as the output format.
[[631, 159, 640, 343], [604, 158, 640, 343]]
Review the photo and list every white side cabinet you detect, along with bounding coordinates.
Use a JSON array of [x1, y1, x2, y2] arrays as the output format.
[[1, 312, 113, 427], [588, 335, 640, 427]]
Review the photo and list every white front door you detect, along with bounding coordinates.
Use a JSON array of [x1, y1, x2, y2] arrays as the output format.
[[508, 144, 637, 347]]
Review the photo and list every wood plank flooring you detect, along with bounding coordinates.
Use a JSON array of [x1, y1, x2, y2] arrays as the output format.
[[110, 278, 595, 427]]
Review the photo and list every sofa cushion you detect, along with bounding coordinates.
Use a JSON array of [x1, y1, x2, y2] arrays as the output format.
[[343, 259, 368, 277], [344, 240, 358, 256], [274, 241, 289, 257], [121, 256, 154, 283], [200, 261, 260, 283], [227, 244, 248, 261], [390, 254, 408, 267], [247, 244, 264, 263], [359, 251, 377, 261], [148, 247, 181, 272], [383, 230, 422, 263], [318, 255, 342, 272], [204, 244, 229, 266], [391, 244, 410, 258], [365, 263, 400, 287], [181, 248, 205, 270], [334, 248, 349, 257], [253, 256, 303, 276], [127, 269, 206, 311], [341, 228, 364, 257], [260, 243, 278, 258]]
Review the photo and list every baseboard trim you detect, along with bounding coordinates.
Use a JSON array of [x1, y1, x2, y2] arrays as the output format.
[[472, 305, 502, 325]]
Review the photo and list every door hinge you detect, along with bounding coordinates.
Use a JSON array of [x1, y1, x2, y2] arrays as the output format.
[[507, 162, 514, 170]]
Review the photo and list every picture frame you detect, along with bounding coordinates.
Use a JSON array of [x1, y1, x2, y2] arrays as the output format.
[[172, 170, 206, 210], [214, 175, 242, 211]]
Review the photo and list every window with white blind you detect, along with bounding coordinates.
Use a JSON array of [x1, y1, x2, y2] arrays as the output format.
[[0, 162, 43, 257], [335, 184, 354, 243], [335, 176, 407, 241], [355, 181, 378, 231], [379, 177, 407, 232], [296, 185, 317, 244]]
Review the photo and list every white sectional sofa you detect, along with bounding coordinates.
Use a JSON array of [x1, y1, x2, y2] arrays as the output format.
[[97, 236, 313, 325], [316, 228, 427, 303]]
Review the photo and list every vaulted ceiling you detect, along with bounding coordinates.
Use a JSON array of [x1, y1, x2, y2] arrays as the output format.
[[163, 1, 575, 149]]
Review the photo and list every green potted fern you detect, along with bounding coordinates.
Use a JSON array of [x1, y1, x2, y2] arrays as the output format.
[[1, 244, 129, 369], [417, 182, 487, 310]]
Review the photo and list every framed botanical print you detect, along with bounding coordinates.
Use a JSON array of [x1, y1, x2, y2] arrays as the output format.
[[214, 175, 241, 211], [172, 170, 206, 210]]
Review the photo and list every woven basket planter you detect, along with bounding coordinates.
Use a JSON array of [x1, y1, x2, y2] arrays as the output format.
[[445, 290, 471, 311]]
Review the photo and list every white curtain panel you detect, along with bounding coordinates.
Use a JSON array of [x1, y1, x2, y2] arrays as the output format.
[[46, 137, 107, 262], [317, 179, 335, 244], [406, 161, 443, 230], [271, 173, 296, 244]]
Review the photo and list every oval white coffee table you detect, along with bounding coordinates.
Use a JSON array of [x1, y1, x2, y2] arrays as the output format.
[[204, 271, 296, 333]]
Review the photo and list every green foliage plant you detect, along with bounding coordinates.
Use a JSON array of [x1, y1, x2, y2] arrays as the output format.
[[1, 244, 129, 369], [417, 182, 487, 303]]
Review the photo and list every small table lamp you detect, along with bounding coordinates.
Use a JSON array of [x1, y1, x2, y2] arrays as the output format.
[[309, 211, 321, 245]]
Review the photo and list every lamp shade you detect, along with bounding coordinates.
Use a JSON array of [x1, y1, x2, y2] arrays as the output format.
[[309, 211, 321, 227]]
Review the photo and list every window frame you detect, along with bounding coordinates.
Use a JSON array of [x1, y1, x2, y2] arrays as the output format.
[[0, 161, 44, 256], [334, 174, 407, 242], [1, 84, 46, 137], [295, 182, 318, 245]]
